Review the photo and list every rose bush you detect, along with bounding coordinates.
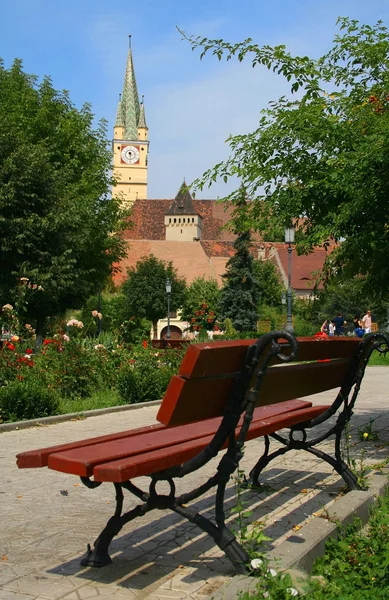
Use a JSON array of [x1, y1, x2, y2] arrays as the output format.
[[0, 299, 188, 422], [118, 346, 185, 404]]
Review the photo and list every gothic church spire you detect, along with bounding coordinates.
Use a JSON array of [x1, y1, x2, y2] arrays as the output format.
[[115, 40, 143, 139]]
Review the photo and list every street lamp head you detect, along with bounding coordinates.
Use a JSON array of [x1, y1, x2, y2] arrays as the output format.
[[166, 278, 172, 294], [284, 224, 295, 244]]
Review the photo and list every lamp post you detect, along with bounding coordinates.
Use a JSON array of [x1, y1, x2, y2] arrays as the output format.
[[284, 225, 295, 332], [166, 278, 171, 339], [281, 291, 286, 325]]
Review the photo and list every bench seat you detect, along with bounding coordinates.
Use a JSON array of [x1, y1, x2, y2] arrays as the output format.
[[18, 400, 329, 482]]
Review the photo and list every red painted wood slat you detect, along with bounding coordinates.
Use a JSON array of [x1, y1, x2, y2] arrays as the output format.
[[93, 405, 329, 482], [47, 400, 315, 477], [157, 358, 351, 426], [256, 358, 351, 407], [16, 423, 166, 469], [156, 375, 234, 426], [178, 338, 360, 380]]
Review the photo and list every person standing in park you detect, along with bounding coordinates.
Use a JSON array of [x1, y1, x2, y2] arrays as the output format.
[[362, 310, 372, 334], [333, 313, 345, 336], [320, 319, 329, 334], [353, 315, 364, 338]]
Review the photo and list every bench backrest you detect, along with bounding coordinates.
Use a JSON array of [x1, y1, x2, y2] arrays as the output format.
[[157, 336, 361, 426]]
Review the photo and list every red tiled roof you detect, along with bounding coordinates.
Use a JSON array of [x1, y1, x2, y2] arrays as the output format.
[[275, 247, 327, 290], [116, 198, 328, 292], [124, 198, 264, 242], [123, 200, 171, 240]]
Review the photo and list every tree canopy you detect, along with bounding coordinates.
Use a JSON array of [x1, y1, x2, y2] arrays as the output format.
[[121, 255, 187, 338], [253, 258, 284, 308], [183, 17, 389, 297], [180, 276, 220, 323], [0, 59, 126, 335]]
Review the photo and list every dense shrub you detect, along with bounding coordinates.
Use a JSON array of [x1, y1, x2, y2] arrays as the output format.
[[118, 347, 184, 404], [293, 315, 318, 336], [0, 379, 59, 422], [32, 337, 121, 398]]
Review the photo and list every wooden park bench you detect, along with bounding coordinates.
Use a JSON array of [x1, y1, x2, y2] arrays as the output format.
[[16, 331, 389, 574]]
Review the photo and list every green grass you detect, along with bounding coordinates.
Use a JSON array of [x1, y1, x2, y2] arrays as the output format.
[[242, 486, 389, 599], [58, 389, 124, 414], [368, 351, 389, 366]]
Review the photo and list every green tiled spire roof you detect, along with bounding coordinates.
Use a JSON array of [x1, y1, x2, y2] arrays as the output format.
[[115, 94, 124, 128], [115, 46, 141, 140], [167, 180, 198, 215], [138, 95, 148, 129]]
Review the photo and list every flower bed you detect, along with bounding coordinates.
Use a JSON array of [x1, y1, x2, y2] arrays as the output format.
[[0, 312, 188, 423]]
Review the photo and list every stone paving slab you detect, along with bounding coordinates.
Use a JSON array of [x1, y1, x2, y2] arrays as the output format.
[[1, 367, 388, 599]]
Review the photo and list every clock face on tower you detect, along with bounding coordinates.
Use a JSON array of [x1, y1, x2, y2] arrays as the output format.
[[121, 145, 140, 165]]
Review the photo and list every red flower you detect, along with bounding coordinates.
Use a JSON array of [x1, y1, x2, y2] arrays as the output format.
[[142, 340, 148, 348], [5, 343, 15, 351], [17, 375, 24, 381], [43, 339, 51, 345], [25, 348, 33, 355]]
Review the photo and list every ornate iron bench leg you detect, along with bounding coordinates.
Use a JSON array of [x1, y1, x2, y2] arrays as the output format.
[[80, 481, 150, 568], [249, 435, 290, 487]]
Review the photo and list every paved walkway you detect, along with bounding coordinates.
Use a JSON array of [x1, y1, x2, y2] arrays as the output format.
[[1, 367, 389, 600]]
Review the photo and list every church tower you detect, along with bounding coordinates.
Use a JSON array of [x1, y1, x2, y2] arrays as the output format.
[[165, 180, 203, 241], [113, 37, 149, 205]]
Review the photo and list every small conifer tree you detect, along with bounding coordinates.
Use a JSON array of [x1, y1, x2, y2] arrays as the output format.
[[219, 192, 259, 332]]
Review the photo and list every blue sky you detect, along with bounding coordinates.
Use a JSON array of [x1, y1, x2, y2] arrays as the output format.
[[1, 0, 389, 198]]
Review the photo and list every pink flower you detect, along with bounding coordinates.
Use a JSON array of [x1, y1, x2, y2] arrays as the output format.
[[66, 319, 84, 329]]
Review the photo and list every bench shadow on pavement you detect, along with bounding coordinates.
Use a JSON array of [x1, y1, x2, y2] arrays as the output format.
[[47, 466, 341, 590], [45, 409, 389, 590]]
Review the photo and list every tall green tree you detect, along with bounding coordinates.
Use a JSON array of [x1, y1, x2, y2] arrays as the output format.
[[219, 194, 259, 331], [180, 276, 220, 323], [0, 59, 126, 338], [183, 17, 389, 297], [253, 258, 284, 308], [121, 255, 187, 338]]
